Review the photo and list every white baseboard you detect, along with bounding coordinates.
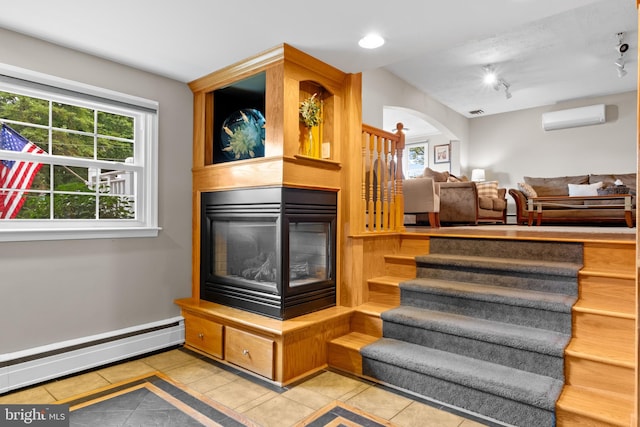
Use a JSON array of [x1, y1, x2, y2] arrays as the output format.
[[0, 316, 185, 394]]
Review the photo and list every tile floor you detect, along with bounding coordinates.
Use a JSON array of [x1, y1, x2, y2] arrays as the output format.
[[0, 347, 491, 427]]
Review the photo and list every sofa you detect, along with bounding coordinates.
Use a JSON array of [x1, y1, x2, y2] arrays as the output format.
[[404, 168, 507, 225], [509, 173, 636, 226]]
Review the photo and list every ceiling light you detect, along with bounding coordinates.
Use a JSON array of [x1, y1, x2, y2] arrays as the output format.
[[358, 34, 385, 49], [482, 65, 497, 85], [615, 56, 627, 78], [616, 32, 629, 54]]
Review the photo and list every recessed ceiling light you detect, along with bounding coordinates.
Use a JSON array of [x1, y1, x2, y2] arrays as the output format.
[[359, 34, 385, 49]]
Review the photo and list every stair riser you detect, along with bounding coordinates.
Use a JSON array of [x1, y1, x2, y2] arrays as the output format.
[[402, 289, 572, 333], [416, 265, 578, 295], [572, 312, 635, 353], [577, 275, 635, 315], [556, 410, 627, 427], [327, 342, 362, 375], [565, 355, 634, 395], [367, 282, 400, 306], [351, 311, 383, 337], [362, 358, 555, 427], [383, 322, 565, 379], [429, 237, 583, 263], [385, 263, 415, 277]]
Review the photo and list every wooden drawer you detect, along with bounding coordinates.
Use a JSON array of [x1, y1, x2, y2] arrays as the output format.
[[225, 327, 274, 379], [183, 311, 223, 358]]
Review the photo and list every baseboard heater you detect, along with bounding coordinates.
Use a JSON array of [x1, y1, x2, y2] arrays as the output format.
[[0, 316, 185, 394]]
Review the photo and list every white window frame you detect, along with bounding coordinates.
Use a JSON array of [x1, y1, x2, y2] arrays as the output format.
[[0, 63, 160, 242]]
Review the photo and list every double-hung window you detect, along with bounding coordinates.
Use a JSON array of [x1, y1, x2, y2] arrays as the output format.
[[0, 64, 159, 241]]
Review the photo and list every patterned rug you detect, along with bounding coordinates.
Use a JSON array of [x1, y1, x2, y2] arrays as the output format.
[[58, 373, 391, 427]]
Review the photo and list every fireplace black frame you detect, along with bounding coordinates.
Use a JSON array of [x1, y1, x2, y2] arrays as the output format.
[[200, 186, 337, 319]]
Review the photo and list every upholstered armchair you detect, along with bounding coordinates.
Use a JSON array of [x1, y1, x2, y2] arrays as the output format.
[[403, 177, 440, 227]]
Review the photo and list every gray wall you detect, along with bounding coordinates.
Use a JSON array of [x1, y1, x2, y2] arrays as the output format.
[[468, 91, 637, 213], [362, 68, 469, 176], [0, 29, 193, 353]]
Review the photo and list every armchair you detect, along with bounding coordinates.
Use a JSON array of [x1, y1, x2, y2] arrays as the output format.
[[403, 177, 440, 227]]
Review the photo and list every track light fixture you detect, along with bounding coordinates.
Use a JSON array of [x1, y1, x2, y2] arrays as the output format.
[[615, 32, 629, 55], [615, 56, 627, 78], [483, 65, 512, 99], [614, 33, 629, 78]]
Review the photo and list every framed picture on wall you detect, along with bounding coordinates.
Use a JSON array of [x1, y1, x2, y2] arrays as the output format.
[[434, 144, 450, 164], [405, 142, 428, 178]]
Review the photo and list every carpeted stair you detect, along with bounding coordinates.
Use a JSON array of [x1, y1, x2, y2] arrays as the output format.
[[361, 237, 582, 427]]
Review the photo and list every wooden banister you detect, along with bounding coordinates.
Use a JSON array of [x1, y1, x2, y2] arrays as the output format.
[[360, 123, 406, 233]]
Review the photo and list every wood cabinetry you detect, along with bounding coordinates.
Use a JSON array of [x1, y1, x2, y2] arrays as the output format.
[[176, 44, 360, 385], [176, 298, 351, 384]]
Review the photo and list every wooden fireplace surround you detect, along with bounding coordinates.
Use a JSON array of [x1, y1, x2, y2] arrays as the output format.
[[175, 43, 362, 385]]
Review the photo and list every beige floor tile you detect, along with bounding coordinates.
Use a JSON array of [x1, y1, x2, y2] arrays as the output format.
[[97, 360, 157, 384], [163, 358, 224, 385], [234, 389, 279, 413], [295, 371, 366, 400], [141, 348, 201, 371], [0, 386, 56, 404], [345, 385, 412, 420], [44, 372, 111, 400], [459, 418, 489, 426], [184, 370, 238, 394], [242, 395, 315, 427], [391, 401, 467, 427], [205, 377, 276, 409], [282, 384, 334, 410]]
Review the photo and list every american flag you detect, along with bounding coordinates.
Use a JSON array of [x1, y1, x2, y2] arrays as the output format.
[[0, 124, 45, 219]]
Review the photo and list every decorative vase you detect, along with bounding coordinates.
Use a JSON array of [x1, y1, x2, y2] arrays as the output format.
[[305, 126, 321, 158]]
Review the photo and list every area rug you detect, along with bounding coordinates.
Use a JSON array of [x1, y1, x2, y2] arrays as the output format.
[[60, 372, 258, 427], [59, 373, 392, 427]]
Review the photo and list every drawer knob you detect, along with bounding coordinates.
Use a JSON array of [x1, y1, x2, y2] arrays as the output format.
[[242, 349, 250, 356], [198, 333, 204, 339]]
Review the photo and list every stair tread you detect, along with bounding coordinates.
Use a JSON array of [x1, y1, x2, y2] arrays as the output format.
[[418, 253, 582, 276], [557, 385, 634, 425], [383, 306, 569, 356], [330, 332, 378, 350], [356, 302, 396, 316], [402, 278, 576, 312], [367, 275, 405, 286], [566, 338, 635, 366], [361, 337, 562, 410]]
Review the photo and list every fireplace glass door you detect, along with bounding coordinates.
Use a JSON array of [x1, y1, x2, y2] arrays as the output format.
[[200, 186, 337, 319]]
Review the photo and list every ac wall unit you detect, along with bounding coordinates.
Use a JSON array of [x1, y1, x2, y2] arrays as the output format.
[[541, 104, 606, 131]]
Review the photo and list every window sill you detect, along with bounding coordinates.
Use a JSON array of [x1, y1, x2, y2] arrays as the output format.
[[0, 226, 162, 242]]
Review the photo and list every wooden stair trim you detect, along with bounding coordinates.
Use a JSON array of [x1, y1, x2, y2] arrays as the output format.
[[383, 254, 416, 264], [355, 301, 395, 316], [565, 341, 634, 368], [557, 385, 634, 427], [367, 275, 406, 286], [329, 331, 379, 350], [579, 269, 635, 280], [572, 302, 636, 320]]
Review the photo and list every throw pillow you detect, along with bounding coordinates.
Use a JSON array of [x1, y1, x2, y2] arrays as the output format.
[[517, 182, 538, 198], [422, 167, 449, 182], [568, 181, 603, 197], [476, 181, 499, 198]]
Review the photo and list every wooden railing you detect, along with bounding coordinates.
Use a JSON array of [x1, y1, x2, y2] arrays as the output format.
[[361, 123, 406, 233]]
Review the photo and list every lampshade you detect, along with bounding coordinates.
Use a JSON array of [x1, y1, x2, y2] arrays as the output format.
[[471, 169, 486, 182]]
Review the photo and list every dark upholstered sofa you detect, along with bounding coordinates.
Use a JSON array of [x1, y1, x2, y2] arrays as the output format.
[[509, 173, 636, 226], [408, 168, 507, 225]]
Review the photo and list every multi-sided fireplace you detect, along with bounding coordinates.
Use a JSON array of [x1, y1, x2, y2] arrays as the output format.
[[200, 186, 337, 320]]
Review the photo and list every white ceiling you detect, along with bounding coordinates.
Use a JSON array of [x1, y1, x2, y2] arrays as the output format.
[[0, 0, 636, 138]]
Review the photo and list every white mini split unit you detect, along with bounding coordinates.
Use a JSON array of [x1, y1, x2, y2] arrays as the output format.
[[541, 104, 606, 131]]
